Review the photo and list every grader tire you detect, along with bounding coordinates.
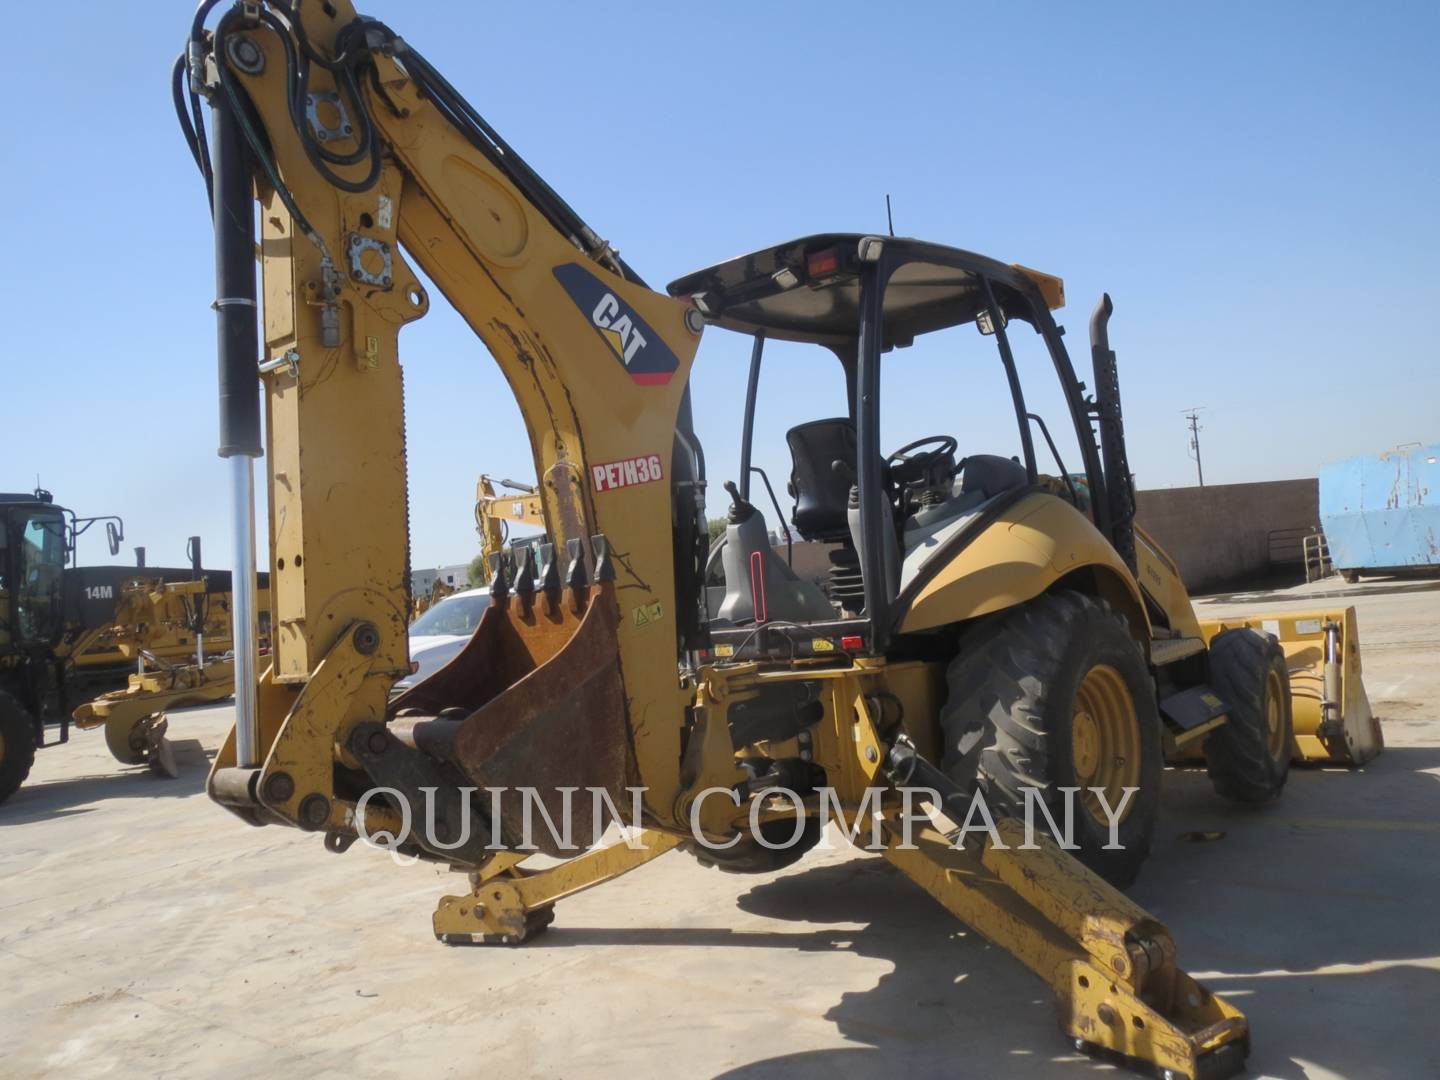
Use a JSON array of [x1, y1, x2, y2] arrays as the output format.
[[1204, 629, 1292, 804], [0, 689, 38, 805], [104, 714, 151, 766], [939, 590, 1162, 889]]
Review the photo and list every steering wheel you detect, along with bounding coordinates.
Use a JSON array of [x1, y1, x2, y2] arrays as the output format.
[[885, 435, 958, 469]]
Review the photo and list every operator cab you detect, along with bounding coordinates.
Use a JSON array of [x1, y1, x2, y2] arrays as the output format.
[[0, 491, 71, 650], [669, 234, 1116, 660]]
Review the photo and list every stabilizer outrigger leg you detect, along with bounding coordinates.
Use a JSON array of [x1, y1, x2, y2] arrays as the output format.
[[433, 828, 681, 945], [881, 748, 1248, 1080]]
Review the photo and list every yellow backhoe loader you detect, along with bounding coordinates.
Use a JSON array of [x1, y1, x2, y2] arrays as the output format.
[[178, 4, 1379, 1076], [474, 474, 544, 583]]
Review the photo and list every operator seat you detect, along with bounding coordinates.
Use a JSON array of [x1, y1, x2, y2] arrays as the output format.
[[958, 453, 1029, 500], [786, 418, 857, 542]]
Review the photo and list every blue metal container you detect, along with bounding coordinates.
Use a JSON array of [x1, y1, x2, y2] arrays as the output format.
[[1320, 443, 1440, 573]]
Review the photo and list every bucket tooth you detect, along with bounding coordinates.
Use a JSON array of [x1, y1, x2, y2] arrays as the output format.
[[513, 545, 538, 597], [487, 552, 510, 599], [591, 533, 615, 582], [537, 542, 561, 592], [564, 537, 589, 589]]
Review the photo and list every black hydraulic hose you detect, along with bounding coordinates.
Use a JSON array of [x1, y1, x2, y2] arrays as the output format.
[[211, 15, 324, 250], [172, 51, 214, 204], [247, 7, 381, 193], [211, 95, 262, 459]]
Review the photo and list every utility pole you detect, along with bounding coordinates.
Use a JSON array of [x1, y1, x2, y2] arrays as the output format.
[[1183, 407, 1205, 487]]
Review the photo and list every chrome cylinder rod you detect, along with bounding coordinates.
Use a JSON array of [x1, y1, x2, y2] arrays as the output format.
[[229, 455, 259, 766]]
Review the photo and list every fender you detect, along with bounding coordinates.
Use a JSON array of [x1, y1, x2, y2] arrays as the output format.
[[896, 492, 1150, 638]]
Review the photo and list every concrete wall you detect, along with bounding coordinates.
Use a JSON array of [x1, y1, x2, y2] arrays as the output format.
[[1135, 478, 1318, 593]]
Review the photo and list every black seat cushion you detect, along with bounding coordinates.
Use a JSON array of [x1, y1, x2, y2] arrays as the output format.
[[786, 418, 857, 542], [960, 454, 1029, 500]]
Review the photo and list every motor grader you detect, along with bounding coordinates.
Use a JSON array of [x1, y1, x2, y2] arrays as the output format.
[[70, 572, 269, 774], [179, 3, 1379, 1076]]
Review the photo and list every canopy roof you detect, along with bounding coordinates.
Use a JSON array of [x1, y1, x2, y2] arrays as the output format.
[[667, 234, 1064, 349]]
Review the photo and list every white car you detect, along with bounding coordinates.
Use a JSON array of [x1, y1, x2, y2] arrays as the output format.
[[391, 587, 491, 696]]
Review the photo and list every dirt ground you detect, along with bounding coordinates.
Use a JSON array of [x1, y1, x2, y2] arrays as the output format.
[[3, 577, 1437, 1080]]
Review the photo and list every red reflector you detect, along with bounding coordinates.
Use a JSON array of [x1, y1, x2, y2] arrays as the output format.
[[806, 249, 840, 278], [840, 635, 864, 650]]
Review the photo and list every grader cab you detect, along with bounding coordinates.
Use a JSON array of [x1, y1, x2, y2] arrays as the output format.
[[179, 3, 1378, 1076]]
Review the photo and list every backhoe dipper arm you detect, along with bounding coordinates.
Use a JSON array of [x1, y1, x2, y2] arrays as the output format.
[[184, 0, 705, 829]]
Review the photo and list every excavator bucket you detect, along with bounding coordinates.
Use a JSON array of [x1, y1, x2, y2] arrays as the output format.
[[388, 557, 632, 856], [1200, 606, 1381, 765]]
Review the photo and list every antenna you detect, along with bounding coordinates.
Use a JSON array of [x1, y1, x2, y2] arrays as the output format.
[[1182, 407, 1206, 487], [885, 194, 895, 237]]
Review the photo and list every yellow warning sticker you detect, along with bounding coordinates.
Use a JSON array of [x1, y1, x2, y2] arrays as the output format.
[[632, 600, 664, 628], [811, 638, 836, 652], [714, 644, 735, 657]]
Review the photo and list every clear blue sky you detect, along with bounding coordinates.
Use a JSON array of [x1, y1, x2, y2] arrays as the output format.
[[3, 2, 1436, 571]]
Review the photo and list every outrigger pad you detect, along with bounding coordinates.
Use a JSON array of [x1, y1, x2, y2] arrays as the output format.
[[390, 584, 633, 857]]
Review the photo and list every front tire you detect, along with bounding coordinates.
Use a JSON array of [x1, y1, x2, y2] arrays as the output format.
[[1204, 628, 1292, 803], [0, 689, 38, 804], [939, 591, 1162, 888], [104, 713, 152, 766]]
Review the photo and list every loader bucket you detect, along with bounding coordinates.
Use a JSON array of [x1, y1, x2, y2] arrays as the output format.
[[388, 582, 633, 855], [1200, 606, 1382, 765]]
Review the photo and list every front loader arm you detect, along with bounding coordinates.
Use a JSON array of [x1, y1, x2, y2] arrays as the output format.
[[190, 1, 702, 831]]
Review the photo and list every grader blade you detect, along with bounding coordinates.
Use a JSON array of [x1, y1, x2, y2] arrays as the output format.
[[73, 657, 236, 767], [389, 550, 632, 856], [1201, 606, 1382, 765]]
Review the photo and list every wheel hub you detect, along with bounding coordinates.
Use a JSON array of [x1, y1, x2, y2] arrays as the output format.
[[1265, 669, 1286, 761], [1072, 664, 1141, 826]]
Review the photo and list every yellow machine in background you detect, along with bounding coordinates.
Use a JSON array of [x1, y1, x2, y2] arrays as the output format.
[[474, 475, 544, 583], [409, 577, 453, 620], [179, 5, 1378, 1076], [71, 576, 271, 773]]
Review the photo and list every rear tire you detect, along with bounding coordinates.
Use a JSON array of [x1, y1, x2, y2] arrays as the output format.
[[1204, 629, 1292, 803], [0, 688, 38, 805], [939, 591, 1162, 889]]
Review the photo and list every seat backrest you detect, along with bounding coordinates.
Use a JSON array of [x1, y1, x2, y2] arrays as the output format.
[[786, 418, 857, 542], [959, 453, 1029, 501]]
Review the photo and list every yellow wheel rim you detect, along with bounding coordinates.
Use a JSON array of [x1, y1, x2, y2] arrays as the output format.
[[1071, 664, 1141, 825], [1264, 668, 1286, 762]]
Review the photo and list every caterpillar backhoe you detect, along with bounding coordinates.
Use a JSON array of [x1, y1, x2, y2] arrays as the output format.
[[475, 474, 544, 584], [179, 4, 1379, 1076]]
